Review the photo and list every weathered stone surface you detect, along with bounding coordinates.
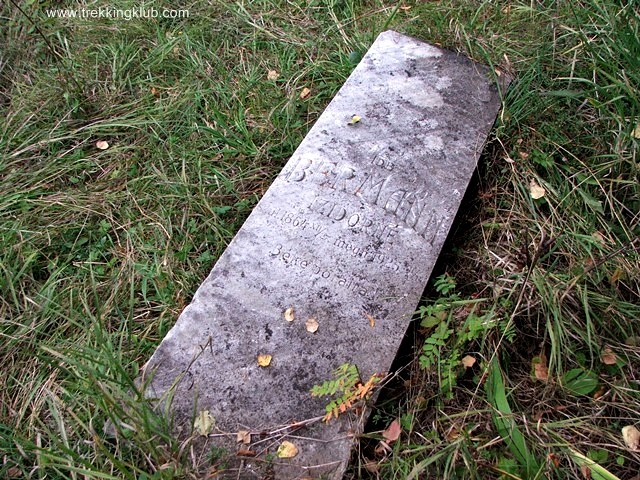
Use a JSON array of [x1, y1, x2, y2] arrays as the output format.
[[144, 30, 507, 478]]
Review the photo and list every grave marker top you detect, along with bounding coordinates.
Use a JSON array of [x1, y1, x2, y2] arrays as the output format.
[[145, 30, 508, 479]]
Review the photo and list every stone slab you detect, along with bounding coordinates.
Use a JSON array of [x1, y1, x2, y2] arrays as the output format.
[[144, 30, 508, 479]]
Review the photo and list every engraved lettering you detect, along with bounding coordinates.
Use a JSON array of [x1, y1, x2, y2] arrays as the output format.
[[354, 172, 388, 205], [384, 189, 408, 214], [285, 157, 312, 182], [347, 213, 360, 227], [330, 205, 346, 221], [401, 190, 430, 228], [326, 165, 356, 192]]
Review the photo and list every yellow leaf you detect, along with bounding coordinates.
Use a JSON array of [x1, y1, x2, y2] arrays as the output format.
[[193, 410, 215, 436], [348, 115, 361, 125], [96, 140, 109, 150], [530, 180, 546, 199], [284, 307, 295, 322], [257, 354, 272, 367], [461, 355, 476, 368], [600, 347, 617, 365], [632, 123, 640, 139], [236, 430, 251, 444], [276, 440, 299, 458], [366, 313, 375, 328], [305, 318, 319, 333], [609, 267, 624, 286], [300, 87, 311, 100], [267, 70, 279, 81], [622, 425, 640, 451]]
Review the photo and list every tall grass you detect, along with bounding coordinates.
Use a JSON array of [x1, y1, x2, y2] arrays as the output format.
[[1, 0, 638, 479]]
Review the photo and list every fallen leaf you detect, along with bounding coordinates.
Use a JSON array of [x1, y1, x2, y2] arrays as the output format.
[[518, 151, 529, 160], [300, 87, 311, 100], [382, 419, 401, 443], [277, 440, 299, 458], [530, 180, 546, 199], [363, 459, 380, 473], [366, 313, 375, 328], [632, 123, 640, 139], [193, 410, 215, 436], [533, 354, 548, 381], [374, 440, 391, 456], [548, 452, 560, 468], [305, 318, 319, 333], [625, 336, 640, 347], [236, 449, 256, 457], [237, 430, 251, 444], [593, 386, 606, 400], [600, 347, 617, 365], [461, 355, 476, 368], [257, 354, 272, 367], [580, 464, 591, 479], [150, 86, 159, 96], [284, 307, 295, 322], [445, 426, 460, 441], [622, 425, 640, 451], [592, 231, 607, 245], [609, 267, 624, 286], [96, 140, 109, 150], [347, 115, 361, 125], [267, 70, 279, 81], [7, 466, 21, 478]]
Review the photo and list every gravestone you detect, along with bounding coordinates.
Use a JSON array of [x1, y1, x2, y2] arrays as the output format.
[[144, 30, 508, 479]]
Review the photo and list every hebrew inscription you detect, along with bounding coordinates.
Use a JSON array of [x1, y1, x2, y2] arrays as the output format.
[[144, 30, 508, 479]]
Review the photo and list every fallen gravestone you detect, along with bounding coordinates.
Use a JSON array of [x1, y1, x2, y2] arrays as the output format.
[[144, 30, 508, 479]]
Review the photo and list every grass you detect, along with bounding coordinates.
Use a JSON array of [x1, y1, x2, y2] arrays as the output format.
[[1, 0, 638, 479]]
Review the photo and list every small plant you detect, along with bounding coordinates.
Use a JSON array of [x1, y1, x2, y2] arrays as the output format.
[[418, 274, 512, 397], [311, 363, 382, 422]]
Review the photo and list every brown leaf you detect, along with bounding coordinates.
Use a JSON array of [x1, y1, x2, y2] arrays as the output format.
[[382, 419, 401, 443], [363, 459, 380, 473], [600, 347, 617, 365], [593, 386, 606, 400], [257, 354, 272, 367], [461, 355, 476, 368], [622, 425, 640, 451], [532, 353, 548, 381], [7, 466, 22, 478], [236, 449, 256, 457], [300, 87, 311, 100], [580, 465, 591, 479], [276, 440, 299, 458], [305, 318, 319, 333], [236, 430, 251, 444]]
